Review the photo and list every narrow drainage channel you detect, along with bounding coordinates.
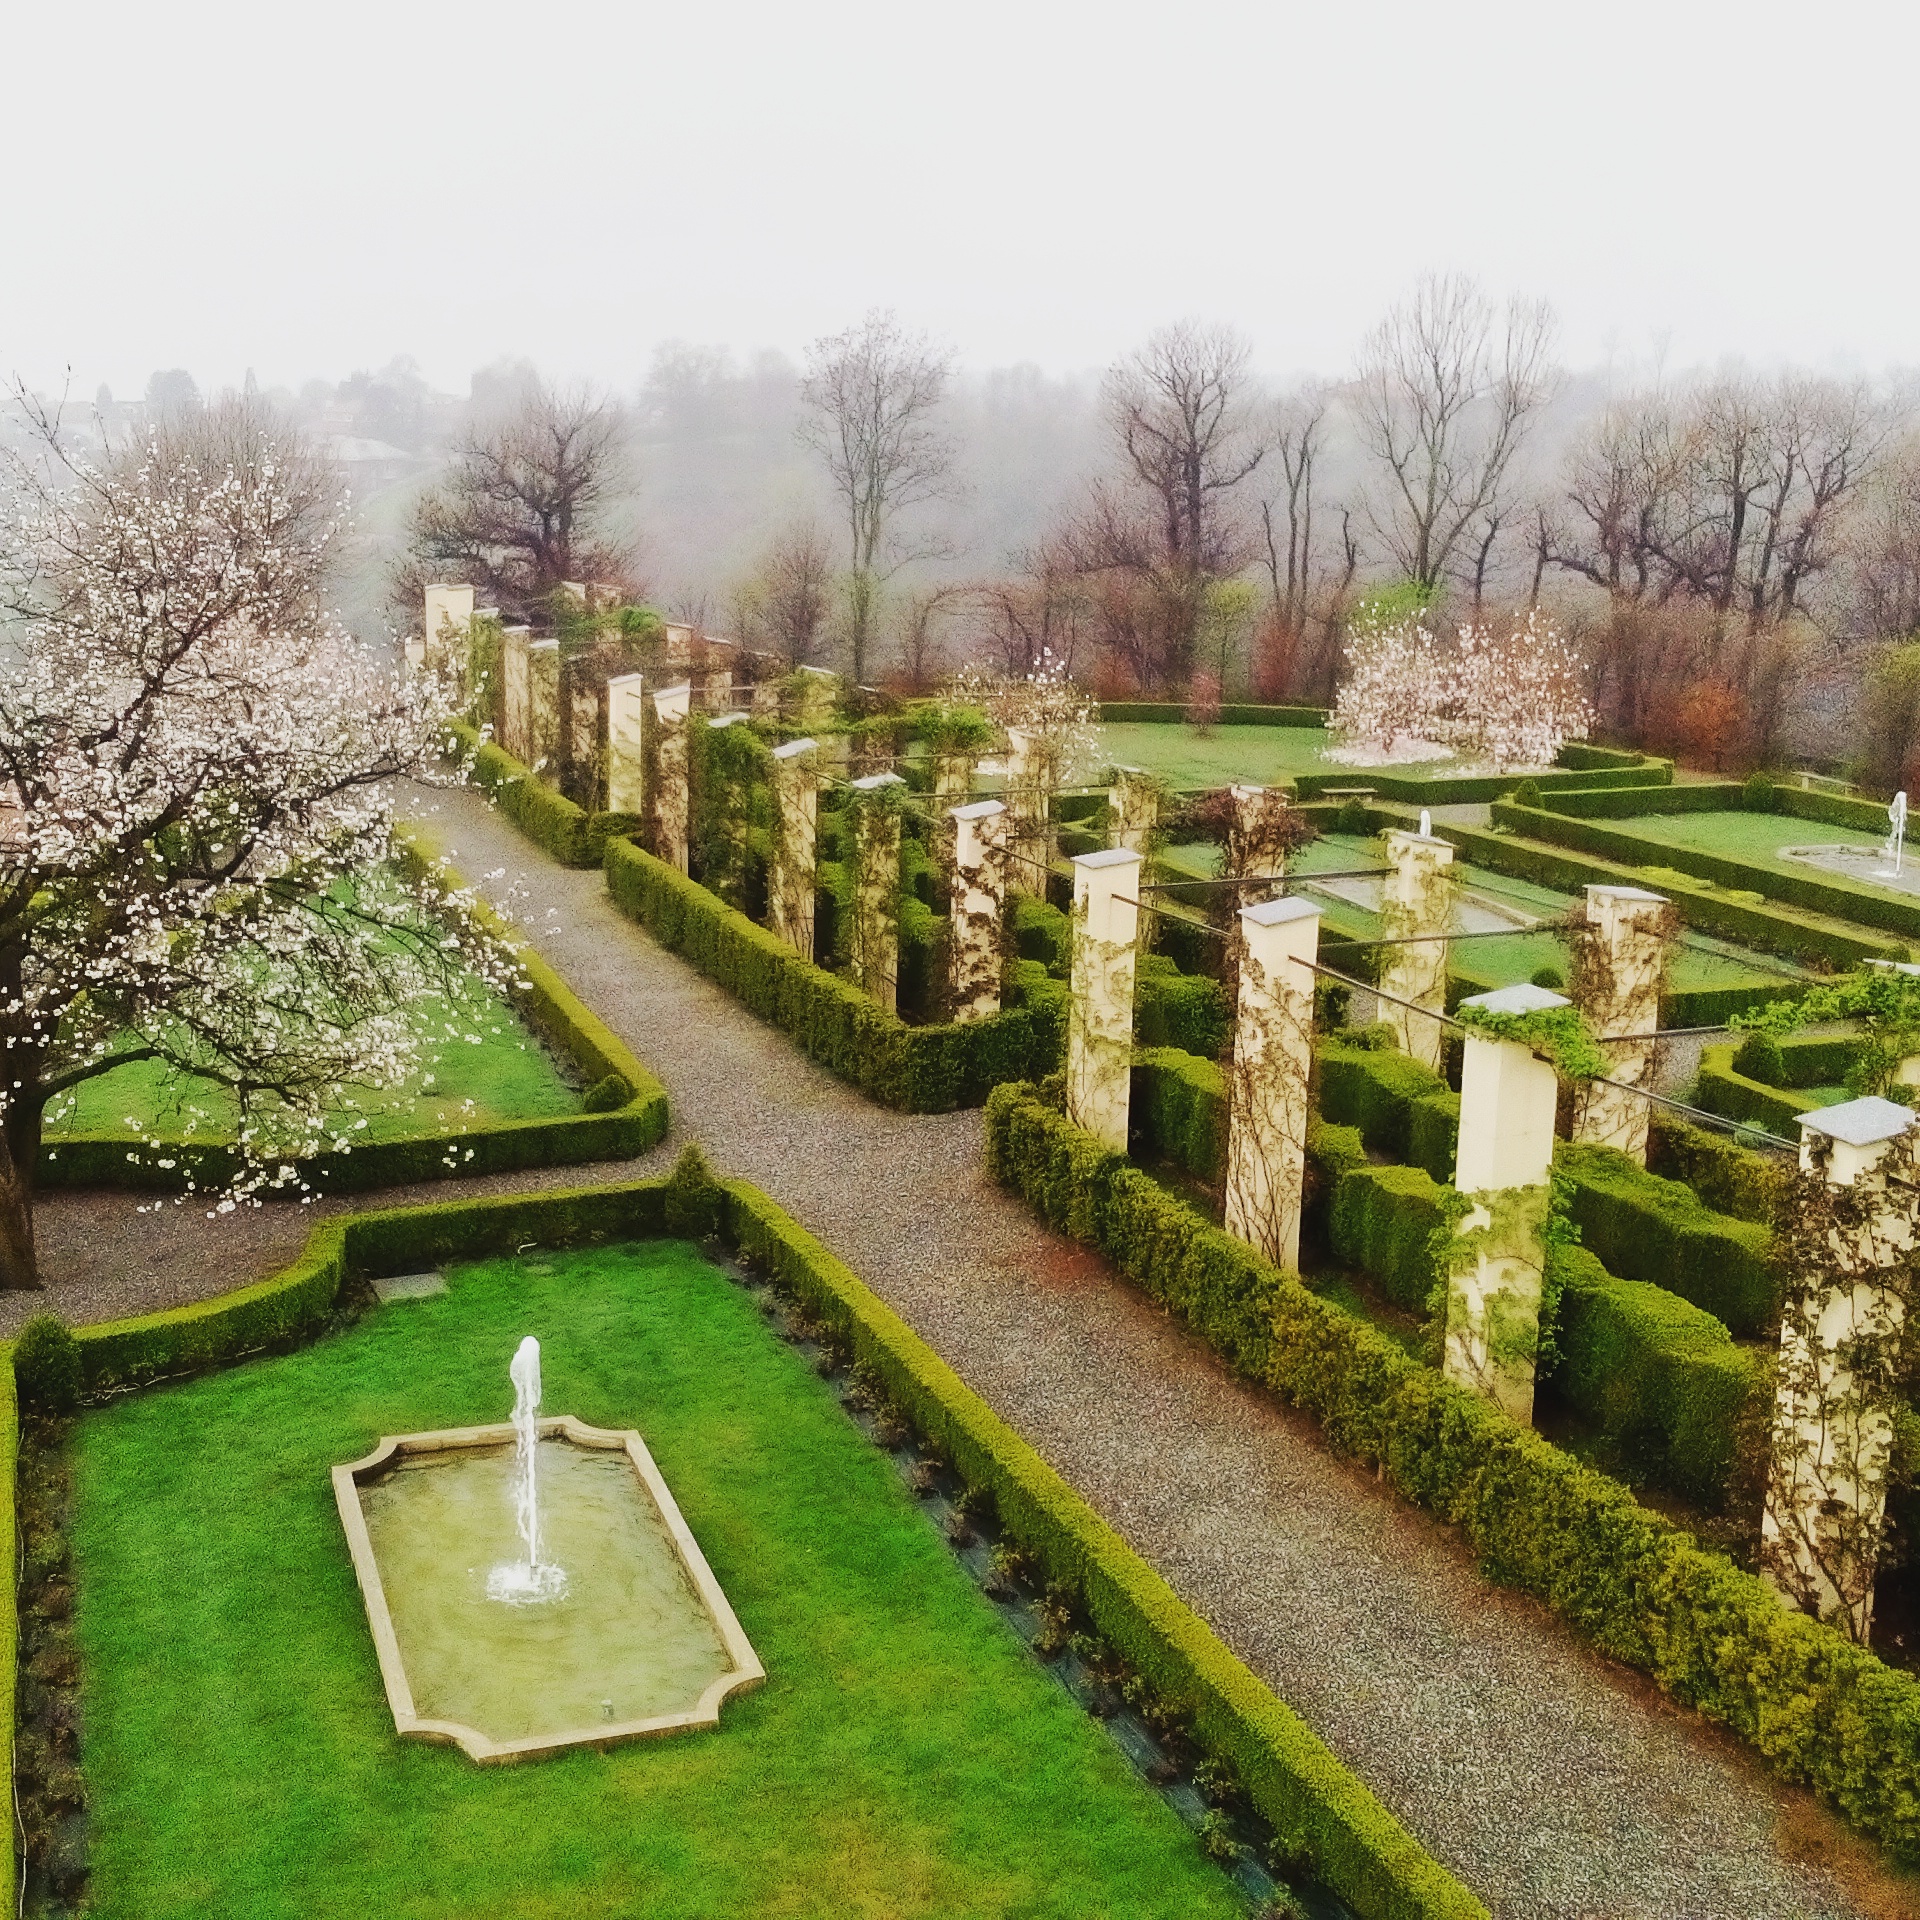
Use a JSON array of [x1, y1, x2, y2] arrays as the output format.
[[723, 1249, 1357, 1920]]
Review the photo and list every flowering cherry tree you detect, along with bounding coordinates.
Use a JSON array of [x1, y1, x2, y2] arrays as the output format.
[[0, 415, 517, 1289], [1327, 610, 1593, 771]]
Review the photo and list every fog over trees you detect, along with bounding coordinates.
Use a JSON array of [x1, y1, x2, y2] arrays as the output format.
[[43, 276, 1920, 782]]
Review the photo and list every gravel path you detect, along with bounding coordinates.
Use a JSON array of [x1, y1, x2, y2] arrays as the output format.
[[34, 786, 1913, 1918]]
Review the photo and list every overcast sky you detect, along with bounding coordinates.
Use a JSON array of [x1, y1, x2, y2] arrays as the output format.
[[5, 0, 1914, 397]]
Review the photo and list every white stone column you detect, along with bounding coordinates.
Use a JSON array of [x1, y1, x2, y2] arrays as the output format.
[[651, 682, 692, 874], [1004, 726, 1050, 897], [528, 639, 561, 774], [703, 668, 734, 713], [1109, 766, 1161, 854], [1226, 785, 1292, 899], [1570, 885, 1671, 1161], [1225, 898, 1321, 1271], [770, 737, 820, 958], [662, 623, 695, 669], [501, 625, 533, 761], [1762, 1097, 1917, 1642], [1066, 849, 1142, 1151], [422, 583, 475, 673], [1442, 983, 1567, 1426], [794, 666, 837, 730], [848, 772, 906, 1014], [949, 800, 1008, 1021], [605, 672, 646, 816], [1378, 827, 1456, 1072]]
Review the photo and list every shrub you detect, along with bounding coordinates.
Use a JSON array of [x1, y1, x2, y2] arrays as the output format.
[[13, 1318, 81, 1416], [1555, 1141, 1778, 1336], [1529, 964, 1566, 990], [581, 1073, 633, 1112], [1731, 1031, 1787, 1086], [1743, 772, 1779, 812], [1512, 779, 1544, 809], [1132, 1049, 1228, 1187], [663, 1143, 722, 1239], [1135, 953, 1230, 1058]]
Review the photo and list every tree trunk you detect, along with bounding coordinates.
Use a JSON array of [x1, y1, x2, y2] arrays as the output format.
[[0, 1128, 40, 1291]]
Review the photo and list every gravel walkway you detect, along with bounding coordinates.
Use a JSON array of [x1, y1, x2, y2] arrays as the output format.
[[34, 785, 1914, 1919]]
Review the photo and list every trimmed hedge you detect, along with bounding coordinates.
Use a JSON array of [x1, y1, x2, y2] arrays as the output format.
[[1489, 799, 1920, 945], [1536, 782, 1746, 819], [446, 718, 593, 866], [1132, 1047, 1228, 1187], [1554, 1244, 1760, 1507], [1096, 701, 1329, 728], [1294, 760, 1671, 806], [1692, 1042, 1823, 1137], [1777, 785, 1900, 835], [1556, 1141, 1779, 1337], [1647, 1114, 1783, 1225], [1423, 817, 1908, 969], [0, 1361, 13, 1916], [983, 1080, 1920, 1863], [1317, 1041, 1458, 1179], [1135, 952, 1229, 1058], [726, 1175, 1487, 1919], [40, 856, 671, 1195], [605, 838, 1053, 1110]]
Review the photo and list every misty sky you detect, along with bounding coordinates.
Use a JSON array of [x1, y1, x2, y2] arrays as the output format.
[[7, 0, 1915, 394]]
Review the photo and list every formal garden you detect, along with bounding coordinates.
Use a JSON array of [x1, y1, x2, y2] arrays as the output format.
[[13, 476, 1920, 1920]]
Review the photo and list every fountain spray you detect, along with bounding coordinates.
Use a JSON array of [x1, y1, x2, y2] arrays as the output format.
[[486, 1335, 568, 1603]]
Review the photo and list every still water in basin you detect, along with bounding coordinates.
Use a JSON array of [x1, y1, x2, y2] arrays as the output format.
[[358, 1439, 732, 1742]]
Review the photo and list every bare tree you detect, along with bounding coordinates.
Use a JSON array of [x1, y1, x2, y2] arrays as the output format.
[[1259, 385, 1328, 634], [732, 522, 835, 669], [892, 583, 967, 690], [1352, 274, 1555, 589], [798, 311, 954, 684], [1842, 430, 1920, 644], [401, 381, 635, 622], [1057, 322, 1264, 691]]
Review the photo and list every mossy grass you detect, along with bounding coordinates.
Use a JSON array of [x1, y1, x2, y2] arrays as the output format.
[[70, 1240, 1248, 1920]]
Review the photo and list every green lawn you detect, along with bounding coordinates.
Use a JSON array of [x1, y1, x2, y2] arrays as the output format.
[[50, 987, 578, 1145], [1164, 832, 1808, 993], [72, 1243, 1245, 1920], [1097, 722, 1452, 790], [1573, 807, 1888, 879]]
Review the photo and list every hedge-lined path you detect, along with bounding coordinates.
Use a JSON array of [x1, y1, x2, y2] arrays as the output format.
[[31, 782, 1910, 1920]]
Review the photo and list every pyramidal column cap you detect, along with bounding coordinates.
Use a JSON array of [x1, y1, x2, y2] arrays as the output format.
[[772, 737, 818, 760], [1798, 1096, 1917, 1148], [1460, 982, 1571, 1015], [849, 771, 906, 790], [950, 798, 1006, 820], [708, 712, 750, 730], [1240, 897, 1320, 928], [1072, 848, 1142, 870]]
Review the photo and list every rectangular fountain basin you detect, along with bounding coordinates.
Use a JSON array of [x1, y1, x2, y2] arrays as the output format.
[[334, 1416, 763, 1763]]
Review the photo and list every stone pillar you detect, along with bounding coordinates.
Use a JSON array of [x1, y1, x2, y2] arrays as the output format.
[[703, 668, 733, 713], [770, 737, 821, 958], [751, 679, 781, 720], [848, 772, 906, 1013], [948, 800, 1008, 1021], [1066, 849, 1143, 1151], [1570, 885, 1671, 1162], [1225, 898, 1321, 1271], [528, 639, 561, 774], [662, 624, 695, 669], [1226, 785, 1292, 899], [422, 583, 474, 673], [928, 748, 976, 878], [501, 625, 533, 761], [606, 673, 646, 816], [1378, 827, 1456, 1072], [1004, 727, 1049, 897], [1442, 983, 1567, 1426], [794, 666, 837, 730], [562, 658, 601, 807], [651, 682, 692, 874], [1109, 766, 1160, 854], [1762, 1097, 1917, 1641]]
